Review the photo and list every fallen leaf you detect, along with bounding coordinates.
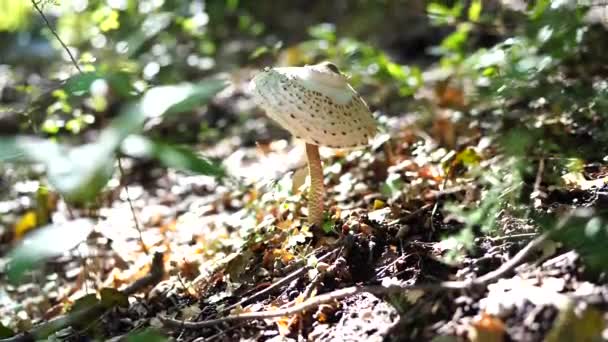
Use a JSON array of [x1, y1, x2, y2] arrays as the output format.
[[468, 312, 505, 342], [13, 211, 38, 240], [373, 199, 386, 210], [291, 167, 308, 194]]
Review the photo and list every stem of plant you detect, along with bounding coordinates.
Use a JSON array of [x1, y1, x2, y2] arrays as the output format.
[[305, 143, 324, 227]]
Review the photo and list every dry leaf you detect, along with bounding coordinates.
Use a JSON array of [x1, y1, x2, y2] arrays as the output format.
[[468, 312, 505, 342], [291, 167, 308, 194]]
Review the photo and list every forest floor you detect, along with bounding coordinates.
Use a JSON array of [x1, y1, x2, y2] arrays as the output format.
[[2, 66, 608, 342]]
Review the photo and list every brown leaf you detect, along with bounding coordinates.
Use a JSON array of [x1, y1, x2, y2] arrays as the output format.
[[435, 79, 466, 109], [468, 312, 505, 342]]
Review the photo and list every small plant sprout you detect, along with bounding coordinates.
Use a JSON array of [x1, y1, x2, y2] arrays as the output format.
[[250, 61, 377, 227]]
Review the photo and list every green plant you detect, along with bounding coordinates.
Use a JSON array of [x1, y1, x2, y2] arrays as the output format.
[[1, 75, 227, 203]]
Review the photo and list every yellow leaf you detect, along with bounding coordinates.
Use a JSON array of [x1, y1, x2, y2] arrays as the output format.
[[545, 304, 604, 342], [373, 199, 386, 210], [0, 0, 31, 31], [454, 147, 481, 167], [273, 248, 295, 264], [443, 146, 481, 174], [468, 0, 483, 22], [278, 46, 307, 66], [14, 211, 38, 240]]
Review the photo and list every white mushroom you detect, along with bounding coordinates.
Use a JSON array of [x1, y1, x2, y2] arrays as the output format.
[[250, 61, 377, 226]]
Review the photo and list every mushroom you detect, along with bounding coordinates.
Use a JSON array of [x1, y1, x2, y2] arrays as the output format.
[[249, 61, 377, 227]]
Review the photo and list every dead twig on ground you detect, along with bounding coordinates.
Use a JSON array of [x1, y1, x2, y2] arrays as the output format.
[[472, 231, 549, 285], [116, 158, 148, 254], [160, 226, 556, 330], [489, 233, 538, 242], [220, 248, 339, 314], [159, 282, 465, 329]]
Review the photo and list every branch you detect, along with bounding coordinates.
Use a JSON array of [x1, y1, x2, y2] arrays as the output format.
[[160, 281, 468, 329], [471, 231, 549, 285], [220, 249, 339, 314], [31, 0, 82, 74], [161, 228, 556, 330]]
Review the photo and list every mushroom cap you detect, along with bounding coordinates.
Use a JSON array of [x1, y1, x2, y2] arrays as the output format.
[[249, 62, 377, 149]]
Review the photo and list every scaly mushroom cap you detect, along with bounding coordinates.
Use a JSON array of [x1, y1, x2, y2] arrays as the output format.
[[249, 62, 377, 149]]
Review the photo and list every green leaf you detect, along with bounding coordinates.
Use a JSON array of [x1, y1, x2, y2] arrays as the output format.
[[427, 1, 463, 25], [322, 217, 335, 234], [0, 136, 116, 202], [70, 294, 100, 314], [441, 23, 471, 52], [468, 0, 482, 22], [530, 0, 551, 19], [122, 135, 224, 178], [64, 72, 101, 94], [139, 79, 227, 119], [100, 288, 129, 308], [64, 71, 135, 98], [1, 79, 224, 202], [0, 0, 30, 32], [250, 46, 269, 59], [0, 323, 14, 339], [308, 23, 336, 42], [539, 210, 608, 273], [7, 219, 94, 283], [452, 147, 482, 169], [427, 2, 451, 18], [126, 329, 168, 342]]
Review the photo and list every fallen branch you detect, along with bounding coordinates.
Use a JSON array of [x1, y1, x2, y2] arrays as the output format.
[[160, 229, 554, 330], [472, 232, 549, 285], [220, 249, 339, 315], [1, 252, 164, 342], [160, 281, 468, 329]]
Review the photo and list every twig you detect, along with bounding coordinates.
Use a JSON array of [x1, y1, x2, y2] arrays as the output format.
[[475, 210, 575, 286], [300, 272, 322, 300], [220, 249, 338, 314], [117, 158, 148, 255], [31, 0, 82, 74], [472, 231, 549, 285], [197, 322, 248, 342], [32, 0, 147, 254], [533, 158, 545, 196], [122, 252, 164, 296], [1, 252, 164, 342], [527, 158, 546, 219], [395, 203, 433, 224], [430, 177, 450, 232], [489, 233, 538, 242], [159, 281, 468, 329], [374, 253, 415, 280], [160, 223, 562, 331]]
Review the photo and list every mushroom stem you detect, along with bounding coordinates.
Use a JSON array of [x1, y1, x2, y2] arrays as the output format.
[[305, 143, 324, 226]]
